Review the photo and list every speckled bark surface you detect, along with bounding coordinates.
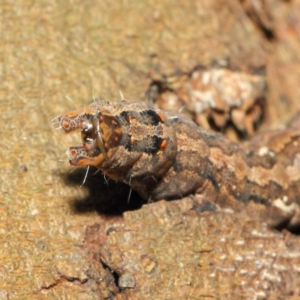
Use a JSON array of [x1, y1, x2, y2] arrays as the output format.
[[242, 0, 300, 125], [97, 199, 300, 299], [1, 0, 300, 299]]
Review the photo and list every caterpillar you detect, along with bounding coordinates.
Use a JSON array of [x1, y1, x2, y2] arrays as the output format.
[[55, 100, 300, 229]]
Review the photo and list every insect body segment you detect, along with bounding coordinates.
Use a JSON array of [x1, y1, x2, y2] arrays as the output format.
[[59, 102, 174, 169], [58, 101, 179, 200]]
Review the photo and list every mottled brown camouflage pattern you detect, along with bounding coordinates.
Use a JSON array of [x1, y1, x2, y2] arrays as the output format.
[[57, 100, 300, 229]]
